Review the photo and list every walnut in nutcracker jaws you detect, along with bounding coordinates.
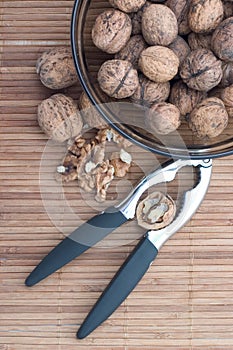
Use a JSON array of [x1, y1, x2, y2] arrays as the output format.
[[115, 35, 147, 69], [188, 0, 224, 33], [142, 4, 178, 46], [168, 35, 191, 66], [180, 49, 223, 91], [188, 97, 229, 138], [145, 102, 181, 135], [92, 9, 132, 54], [109, 0, 146, 13], [37, 94, 83, 142], [130, 74, 170, 107], [169, 80, 206, 116], [98, 59, 139, 99], [79, 91, 107, 129], [166, 0, 191, 35], [221, 84, 233, 117], [211, 17, 233, 62], [139, 46, 179, 83], [136, 191, 176, 230], [36, 47, 78, 89]]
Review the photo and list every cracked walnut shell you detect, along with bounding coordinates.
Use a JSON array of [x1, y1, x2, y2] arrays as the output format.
[[98, 59, 139, 99], [211, 17, 233, 62], [38, 94, 83, 142], [109, 0, 146, 13], [188, 97, 229, 138], [180, 49, 223, 91], [136, 191, 176, 230], [139, 46, 179, 83], [142, 4, 178, 46], [92, 9, 132, 54]]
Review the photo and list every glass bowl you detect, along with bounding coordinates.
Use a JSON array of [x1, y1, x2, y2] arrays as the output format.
[[71, 0, 233, 159]]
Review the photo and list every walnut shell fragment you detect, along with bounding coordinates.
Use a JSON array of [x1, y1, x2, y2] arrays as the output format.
[[221, 84, 233, 117], [180, 49, 223, 91], [115, 35, 147, 69], [142, 4, 178, 46], [36, 47, 78, 89], [188, 97, 229, 138], [211, 17, 233, 62], [130, 74, 170, 107], [136, 191, 176, 230], [146, 102, 181, 134], [188, 0, 224, 33], [98, 59, 139, 99], [92, 9, 132, 54], [109, 0, 146, 13], [169, 80, 206, 116], [79, 92, 107, 129], [139, 46, 179, 83], [38, 94, 83, 142], [166, 0, 191, 35]]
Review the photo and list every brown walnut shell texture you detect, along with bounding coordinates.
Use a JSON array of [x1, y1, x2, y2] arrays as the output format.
[[189, 97, 229, 138], [36, 47, 78, 89], [169, 80, 206, 116], [168, 35, 191, 65], [139, 46, 179, 83], [223, 1, 233, 18], [79, 92, 107, 129], [188, 32, 212, 50], [142, 4, 178, 46], [92, 9, 132, 54], [221, 84, 233, 117], [130, 74, 170, 107], [220, 62, 233, 87], [188, 0, 224, 33], [180, 49, 223, 91], [146, 102, 181, 134], [109, 0, 146, 13], [98, 59, 139, 99], [165, 0, 191, 35], [38, 94, 83, 142], [115, 35, 147, 69], [211, 17, 233, 62], [130, 1, 151, 35]]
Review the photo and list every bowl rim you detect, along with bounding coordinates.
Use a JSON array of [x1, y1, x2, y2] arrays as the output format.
[[70, 0, 233, 160]]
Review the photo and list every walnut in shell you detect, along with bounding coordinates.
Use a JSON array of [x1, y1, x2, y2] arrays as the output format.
[[129, 1, 151, 35], [188, 97, 229, 138], [142, 4, 178, 46], [115, 35, 147, 69], [220, 62, 233, 87], [98, 59, 139, 99], [146, 102, 181, 134], [139, 46, 179, 83], [211, 17, 233, 62], [38, 94, 83, 142], [168, 35, 191, 66], [188, 0, 224, 33], [136, 191, 176, 230], [188, 32, 212, 50], [169, 81, 206, 116], [36, 47, 78, 89], [79, 92, 107, 129], [165, 0, 191, 35], [180, 49, 223, 91], [223, 1, 233, 18], [109, 0, 146, 13], [130, 74, 170, 107], [221, 84, 233, 117], [92, 9, 132, 54]]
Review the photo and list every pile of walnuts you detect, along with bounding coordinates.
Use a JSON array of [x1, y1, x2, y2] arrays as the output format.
[[92, 0, 233, 138]]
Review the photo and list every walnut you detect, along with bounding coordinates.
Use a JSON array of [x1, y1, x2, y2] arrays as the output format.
[[92, 160, 115, 202], [139, 46, 179, 83], [37, 94, 83, 142], [208, 86, 224, 98], [211, 17, 233, 62], [96, 127, 133, 149], [142, 4, 178, 46], [220, 62, 233, 87], [169, 80, 206, 116], [109, 0, 146, 13], [180, 49, 223, 91], [79, 91, 107, 129], [221, 84, 233, 117], [136, 191, 176, 230], [129, 1, 151, 35], [188, 0, 224, 33], [223, 1, 233, 18], [165, 0, 191, 35], [92, 9, 132, 54], [130, 74, 170, 107], [145, 102, 181, 134], [188, 97, 229, 138], [115, 35, 147, 69], [110, 149, 132, 177], [97, 59, 139, 99], [188, 32, 212, 50], [168, 35, 191, 66], [36, 47, 78, 90]]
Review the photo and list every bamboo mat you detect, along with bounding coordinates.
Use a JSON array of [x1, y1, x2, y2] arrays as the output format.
[[1, 1, 233, 349]]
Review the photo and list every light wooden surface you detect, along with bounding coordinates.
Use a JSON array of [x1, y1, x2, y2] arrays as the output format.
[[1, 1, 233, 349]]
